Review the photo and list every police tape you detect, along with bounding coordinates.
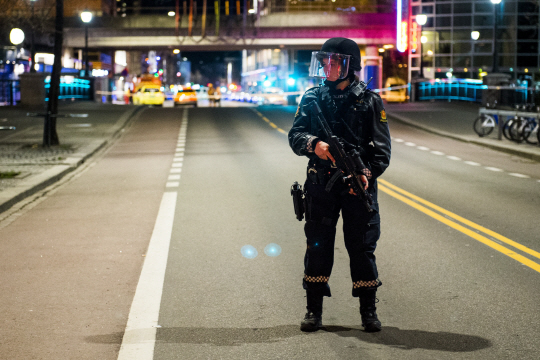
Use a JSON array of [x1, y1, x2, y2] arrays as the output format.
[[95, 83, 538, 99]]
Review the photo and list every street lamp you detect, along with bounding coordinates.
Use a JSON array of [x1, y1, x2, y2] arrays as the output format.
[[10, 28, 25, 45], [80, 10, 93, 77], [491, 0, 502, 73], [416, 15, 427, 78]]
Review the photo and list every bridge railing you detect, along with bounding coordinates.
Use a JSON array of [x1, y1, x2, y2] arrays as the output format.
[[268, 0, 394, 13], [111, 1, 394, 17], [44, 76, 93, 102]]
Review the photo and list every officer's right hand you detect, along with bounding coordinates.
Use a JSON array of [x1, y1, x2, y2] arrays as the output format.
[[315, 141, 336, 163]]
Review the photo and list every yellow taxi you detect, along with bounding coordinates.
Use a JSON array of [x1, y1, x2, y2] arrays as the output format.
[[174, 87, 198, 107], [132, 84, 165, 106]]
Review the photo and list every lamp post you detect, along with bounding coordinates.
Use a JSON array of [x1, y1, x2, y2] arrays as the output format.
[[491, 0, 501, 73], [80, 10, 93, 77], [471, 31, 479, 77], [416, 14, 427, 78], [29, 0, 37, 72]]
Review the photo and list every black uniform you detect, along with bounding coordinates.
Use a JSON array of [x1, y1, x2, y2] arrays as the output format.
[[289, 80, 391, 298]]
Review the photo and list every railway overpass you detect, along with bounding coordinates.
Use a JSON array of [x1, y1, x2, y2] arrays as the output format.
[[61, 5, 398, 93]]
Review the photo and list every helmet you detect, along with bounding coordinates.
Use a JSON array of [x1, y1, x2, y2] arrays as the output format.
[[309, 37, 362, 80]]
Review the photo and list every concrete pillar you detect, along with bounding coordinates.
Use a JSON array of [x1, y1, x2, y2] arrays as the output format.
[[19, 72, 47, 108]]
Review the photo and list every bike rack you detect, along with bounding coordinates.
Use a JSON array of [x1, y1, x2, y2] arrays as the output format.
[[478, 107, 540, 140]]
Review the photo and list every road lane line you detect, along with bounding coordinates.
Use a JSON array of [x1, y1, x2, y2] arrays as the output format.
[[250, 108, 287, 134], [378, 179, 540, 272], [117, 191, 177, 360], [379, 179, 540, 260]]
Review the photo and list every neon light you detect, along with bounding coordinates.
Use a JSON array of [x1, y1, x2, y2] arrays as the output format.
[[396, 0, 403, 51]]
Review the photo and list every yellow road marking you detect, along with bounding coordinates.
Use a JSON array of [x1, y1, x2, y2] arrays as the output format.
[[378, 180, 540, 274], [379, 179, 540, 261], [251, 109, 287, 134]]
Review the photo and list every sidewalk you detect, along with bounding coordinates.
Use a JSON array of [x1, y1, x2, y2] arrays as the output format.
[[385, 101, 540, 163], [0, 102, 142, 214]]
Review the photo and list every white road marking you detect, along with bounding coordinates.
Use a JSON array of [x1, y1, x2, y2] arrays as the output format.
[[173, 157, 184, 162], [117, 191, 177, 360], [168, 174, 181, 180], [170, 168, 182, 173], [166, 182, 180, 187], [396, 136, 538, 182], [509, 173, 530, 179], [171, 163, 183, 168]]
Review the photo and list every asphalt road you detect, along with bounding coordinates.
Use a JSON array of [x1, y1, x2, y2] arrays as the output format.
[[0, 105, 539, 359]]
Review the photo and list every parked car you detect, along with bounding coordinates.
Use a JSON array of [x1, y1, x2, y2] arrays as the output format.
[[382, 77, 407, 103], [260, 87, 288, 105], [174, 88, 198, 107], [132, 84, 165, 106]]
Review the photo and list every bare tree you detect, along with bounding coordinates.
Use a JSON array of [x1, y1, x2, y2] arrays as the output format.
[[0, 0, 56, 71]]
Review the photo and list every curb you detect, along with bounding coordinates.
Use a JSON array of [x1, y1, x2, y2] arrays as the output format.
[[0, 106, 144, 214], [387, 111, 540, 163]]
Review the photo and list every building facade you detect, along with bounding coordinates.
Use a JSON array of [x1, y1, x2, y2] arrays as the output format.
[[410, 0, 540, 80]]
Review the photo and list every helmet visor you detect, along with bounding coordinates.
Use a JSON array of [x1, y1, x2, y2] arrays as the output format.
[[309, 51, 351, 80]]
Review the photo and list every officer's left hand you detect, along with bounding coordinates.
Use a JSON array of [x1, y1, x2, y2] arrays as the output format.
[[348, 174, 369, 195]]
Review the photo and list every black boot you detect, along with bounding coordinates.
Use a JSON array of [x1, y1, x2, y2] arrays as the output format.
[[359, 289, 382, 332], [300, 291, 323, 332]]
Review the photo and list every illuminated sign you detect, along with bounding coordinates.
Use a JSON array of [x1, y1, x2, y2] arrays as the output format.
[[396, 0, 408, 52], [398, 21, 408, 52], [411, 21, 418, 53]]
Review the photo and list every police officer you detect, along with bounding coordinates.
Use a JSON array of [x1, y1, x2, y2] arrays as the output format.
[[288, 37, 391, 332]]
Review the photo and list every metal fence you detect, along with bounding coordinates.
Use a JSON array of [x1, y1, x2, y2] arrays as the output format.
[[0, 79, 20, 106], [416, 79, 538, 106], [417, 79, 484, 103], [45, 77, 92, 101]]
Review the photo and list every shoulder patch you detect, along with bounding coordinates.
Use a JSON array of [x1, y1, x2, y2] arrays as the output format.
[[380, 110, 387, 122], [295, 106, 300, 117]]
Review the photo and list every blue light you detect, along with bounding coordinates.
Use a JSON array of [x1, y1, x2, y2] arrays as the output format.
[[264, 243, 282, 257], [241, 245, 258, 259], [287, 78, 296, 86], [263, 80, 272, 87]]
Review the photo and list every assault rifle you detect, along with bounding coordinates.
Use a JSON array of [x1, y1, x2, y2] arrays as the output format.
[[311, 101, 373, 212]]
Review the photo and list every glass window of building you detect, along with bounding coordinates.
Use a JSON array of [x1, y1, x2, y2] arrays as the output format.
[[474, 16, 493, 26], [518, 15, 539, 27], [453, 56, 472, 68], [436, 4, 452, 14], [435, 57, 451, 67], [453, 42, 471, 54], [517, 42, 539, 54], [436, 17, 452, 27], [518, 1, 539, 13], [453, 3, 472, 14], [474, 3, 492, 13], [517, 56, 537, 67], [453, 30, 473, 41], [453, 16, 472, 27], [474, 42, 493, 54]]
